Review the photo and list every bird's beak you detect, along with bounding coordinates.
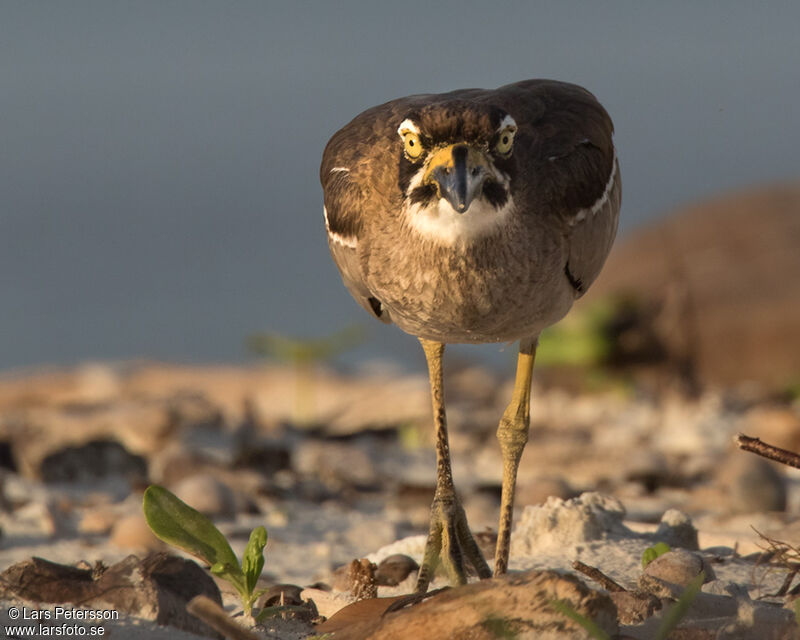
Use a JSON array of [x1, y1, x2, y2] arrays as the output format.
[[425, 144, 490, 213]]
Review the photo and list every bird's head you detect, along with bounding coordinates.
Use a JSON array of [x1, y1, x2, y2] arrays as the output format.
[[396, 103, 517, 243]]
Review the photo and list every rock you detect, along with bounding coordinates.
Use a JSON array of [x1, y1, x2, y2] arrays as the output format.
[[716, 453, 786, 514], [171, 474, 236, 519], [39, 439, 147, 484], [110, 513, 162, 551], [655, 509, 700, 550], [511, 492, 633, 555], [375, 554, 419, 587], [640, 549, 715, 598], [317, 569, 618, 640], [0, 554, 223, 638], [585, 182, 800, 388], [78, 506, 117, 535]]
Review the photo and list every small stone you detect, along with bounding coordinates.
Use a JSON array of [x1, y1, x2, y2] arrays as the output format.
[[716, 453, 786, 514], [40, 439, 147, 484], [78, 507, 117, 535], [110, 513, 162, 551], [171, 474, 236, 519], [375, 554, 419, 586], [0, 554, 223, 638], [655, 509, 699, 550], [641, 549, 715, 594]]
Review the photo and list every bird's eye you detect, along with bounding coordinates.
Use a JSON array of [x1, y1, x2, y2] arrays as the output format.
[[403, 132, 424, 159], [495, 126, 516, 155]]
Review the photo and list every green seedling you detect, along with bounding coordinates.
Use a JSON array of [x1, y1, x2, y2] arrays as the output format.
[[642, 542, 671, 568], [143, 485, 268, 617]]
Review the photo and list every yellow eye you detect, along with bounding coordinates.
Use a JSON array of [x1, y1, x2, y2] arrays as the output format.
[[403, 132, 423, 159], [495, 127, 516, 155]]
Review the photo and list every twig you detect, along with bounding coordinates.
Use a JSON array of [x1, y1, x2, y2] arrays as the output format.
[[736, 434, 800, 469], [773, 566, 799, 597], [187, 595, 261, 640], [572, 560, 626, 592]]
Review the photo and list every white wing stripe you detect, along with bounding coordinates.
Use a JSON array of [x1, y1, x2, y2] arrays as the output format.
[[323, 206, 358, 249], [571, 151, 617, 225]]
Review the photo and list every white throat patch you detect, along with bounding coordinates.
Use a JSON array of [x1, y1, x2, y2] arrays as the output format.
[[402, 167, 514, 245], [405, 197, 515, 245]]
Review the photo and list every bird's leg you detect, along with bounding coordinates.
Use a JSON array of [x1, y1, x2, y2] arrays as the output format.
[[415, 338, 492, 594], [494, 337, 537, 575]]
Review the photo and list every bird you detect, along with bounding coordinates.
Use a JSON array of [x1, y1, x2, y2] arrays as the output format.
[[320, 79, 620, 593]]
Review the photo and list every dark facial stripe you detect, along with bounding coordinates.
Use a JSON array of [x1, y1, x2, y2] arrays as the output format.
[[482, 180, 509, 208], [397, 151, 425, 195], [409, 183, 437, 205]]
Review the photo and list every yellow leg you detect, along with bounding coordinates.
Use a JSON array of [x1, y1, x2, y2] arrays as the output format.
[[415, 338, 491, 593], [494, 337, 536, 575]]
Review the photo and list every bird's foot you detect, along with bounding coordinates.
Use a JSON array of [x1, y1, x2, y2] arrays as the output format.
[[414, 495, 492, 593]]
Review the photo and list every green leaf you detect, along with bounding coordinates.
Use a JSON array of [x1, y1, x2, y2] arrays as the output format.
[[642, 542, 672, 568], [142, 485, 244, 591], [550, 600, 612, 640], [654, 571, 704, 640], [242, 526, 267, 594]]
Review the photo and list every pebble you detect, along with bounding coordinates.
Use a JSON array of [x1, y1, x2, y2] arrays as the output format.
[[716, 453, 786, 514], [109, 513, 162, 551], [78, 507, 117, 535], [375, 554, 419, 586], [642, 549, 715, 588], [171, 473, 236, 519], [654, 508, 699, 550]]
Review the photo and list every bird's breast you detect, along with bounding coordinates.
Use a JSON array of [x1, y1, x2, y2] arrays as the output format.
[[364, 215, 574, 343]]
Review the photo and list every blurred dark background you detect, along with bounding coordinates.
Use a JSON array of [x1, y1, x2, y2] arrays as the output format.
[[2, 2, 799, 372]]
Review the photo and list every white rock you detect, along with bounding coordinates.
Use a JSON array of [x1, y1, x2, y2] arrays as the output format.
[[511, 492, 633, 555]]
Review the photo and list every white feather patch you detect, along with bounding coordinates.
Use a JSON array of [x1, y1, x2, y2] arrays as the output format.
[[498, 114, 517, 131], [402, 164, 514, 245], [323, 205, 357, 249], [570, 151, 618, 226], [404, 196, 515, 246], [397, 118, 420, 136]]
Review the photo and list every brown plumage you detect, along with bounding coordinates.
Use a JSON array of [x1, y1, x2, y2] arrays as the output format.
[[321, 79, 620, 591]]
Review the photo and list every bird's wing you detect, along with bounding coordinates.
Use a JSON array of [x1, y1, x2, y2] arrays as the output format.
[[320, 107, 393, 323], [491, 79, 621, 297], [563, 156, 621, 297]]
